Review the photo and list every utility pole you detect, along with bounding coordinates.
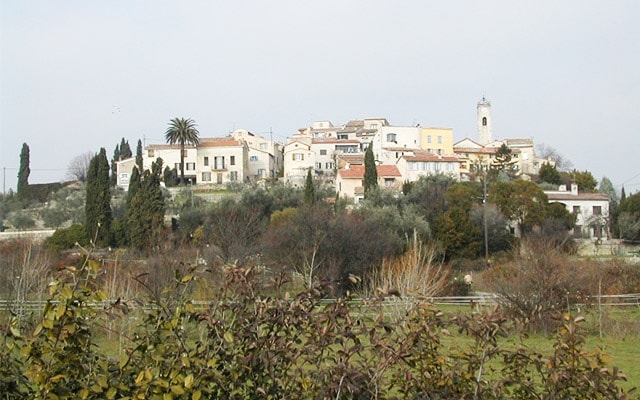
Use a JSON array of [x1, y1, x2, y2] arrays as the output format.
[[483, 170, 489, 262]]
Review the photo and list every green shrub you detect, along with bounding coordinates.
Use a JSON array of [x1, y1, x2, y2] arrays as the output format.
[[45, 223, 89, 250], [2, 258, 635, 399]]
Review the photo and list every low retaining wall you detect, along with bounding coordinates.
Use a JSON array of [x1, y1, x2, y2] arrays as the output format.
[[0, 229, 56, 243]]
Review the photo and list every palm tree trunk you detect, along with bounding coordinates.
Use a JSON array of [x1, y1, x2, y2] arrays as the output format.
[[180, 142, 185, 185]]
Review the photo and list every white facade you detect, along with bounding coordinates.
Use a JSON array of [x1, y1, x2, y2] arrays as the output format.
[[477, 97, 493, 145], [197, 138, 248, 184], [115, 131, 282, 189], [231, 129, 283, 180], [545, 184, 611, 239], [283, 139, 314, 187]]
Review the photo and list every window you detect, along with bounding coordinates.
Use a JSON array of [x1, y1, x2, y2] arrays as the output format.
[[148, 149, 154, 157], [386, 133, 397, 143], [427, 136, 432, 143], [320, 149, 327, 155], [315, 162, 322, 169], [201, 172, 211, 182], [437, 136, 442, 144], [370, 123, 378, 129], [186, 162, 195, 171], [293, 153, 304, 161], [259, 143, 267, 150], [214, 156, 224, 170], [573, 206, 580, 213], [174, 163, 181, 171], [337, 134, 348, 140], [326, 162, 334, 169], [250, 155, 258, 161], [120, 173, 129, 179], [482, 117, 487, 126], [258, 169, 266, 177], [204, 156, 209, 166], [229, 171, 238, 181], [384, 178, 395, 187], [230, 156, 235, 166], [593, 206, 602, 216]]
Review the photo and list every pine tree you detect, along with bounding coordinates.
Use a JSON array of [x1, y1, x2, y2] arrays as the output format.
[[364, 143, 378, 195], [539, 162, 561, 185], [17, 143, 30, 202], [85, 148, 112, 245], [303, 169, 315, 206], [493, 143, 518, 178]]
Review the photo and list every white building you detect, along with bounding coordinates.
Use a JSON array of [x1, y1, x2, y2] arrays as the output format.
[[115, 130, 283, 189], [545, 184, 611, 239]]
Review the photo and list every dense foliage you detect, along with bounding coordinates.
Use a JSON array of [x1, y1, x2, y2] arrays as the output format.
[[1, 256, 635, 399], [84, 148, 112, 246]]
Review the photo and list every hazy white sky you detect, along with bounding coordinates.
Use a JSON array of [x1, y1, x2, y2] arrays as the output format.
[[1, 1, 639, 193]]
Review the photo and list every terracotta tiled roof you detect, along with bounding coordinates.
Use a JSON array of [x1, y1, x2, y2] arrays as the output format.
[[377, 165, 401, 177], [338, 164, 401, 179], [546, 192, 609, 201], [338, 165, 365, 179], [198, 138, 242, 147]]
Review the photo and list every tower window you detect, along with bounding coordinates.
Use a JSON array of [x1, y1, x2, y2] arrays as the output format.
[[482, 117, 487, 126]]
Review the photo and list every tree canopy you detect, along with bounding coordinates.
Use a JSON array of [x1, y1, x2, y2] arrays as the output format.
[[165, 117, 200, 184]]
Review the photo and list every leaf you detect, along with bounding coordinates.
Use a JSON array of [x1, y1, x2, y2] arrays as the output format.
[[184, 373, 194, 389], [9, 326, 21, 338], [224, 331, 234, 343], [135, 371, 145, 385], [192, 391, 202, 400], [171, 385, 185, 395], [181, 274, 193, 283], [106, 387, 117, 399], [55, 303, 67, 320], [88, 259, 100, 274], [61, 285, 73, 300], [42, 318, 54, 329]]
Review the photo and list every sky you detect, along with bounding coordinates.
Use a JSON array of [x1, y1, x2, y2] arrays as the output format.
[[1, 1, 639, 194]]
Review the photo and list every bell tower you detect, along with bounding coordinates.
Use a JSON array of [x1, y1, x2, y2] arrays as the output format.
[[477, 97, 493, 145]]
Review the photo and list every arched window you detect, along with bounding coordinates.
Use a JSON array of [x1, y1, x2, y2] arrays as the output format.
[[482, 117, 487, 126]]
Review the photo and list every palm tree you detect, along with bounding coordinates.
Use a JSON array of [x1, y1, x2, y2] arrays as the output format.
[[165, 117, 200, 185]]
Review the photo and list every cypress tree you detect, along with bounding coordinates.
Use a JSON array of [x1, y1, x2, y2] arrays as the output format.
[[135, 139, 144, 172], [126, 166, 141, 211], [17, 143, 30, 202], [303, 169, 315, 206], [110, 144, 120, 186], [85, 148, 112, 245], [128, 158, 165, 250], [364, 143, 378, 195], [120, 138, 132, 159]]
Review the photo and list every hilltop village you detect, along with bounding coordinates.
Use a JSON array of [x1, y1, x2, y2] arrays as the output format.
[[115, 98, 610, 241]]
